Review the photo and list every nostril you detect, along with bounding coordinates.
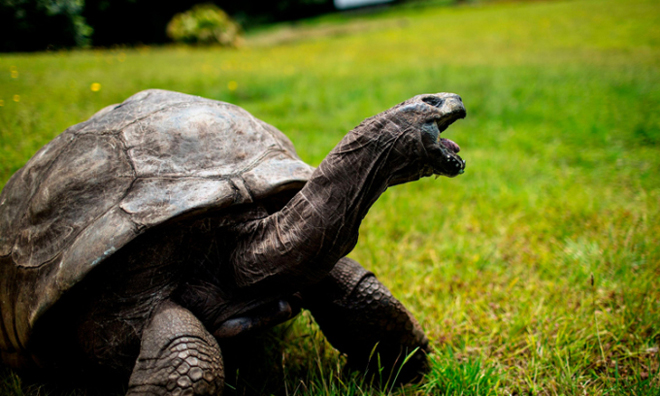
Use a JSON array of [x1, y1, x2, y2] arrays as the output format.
[[422, 96, 444, 108]]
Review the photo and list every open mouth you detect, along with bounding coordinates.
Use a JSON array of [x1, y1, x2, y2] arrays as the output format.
[[434, 110, 466, 176], [436, 110, 465, 133]]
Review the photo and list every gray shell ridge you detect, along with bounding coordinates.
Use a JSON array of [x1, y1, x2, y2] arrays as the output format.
[[0, 89, 314, 355]]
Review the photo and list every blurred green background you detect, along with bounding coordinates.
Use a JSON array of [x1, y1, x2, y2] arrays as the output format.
[[1, 0, 659, 394]]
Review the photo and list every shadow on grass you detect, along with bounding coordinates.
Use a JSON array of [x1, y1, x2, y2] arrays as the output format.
[[0, 338, 512, 396], [0, 362, 127, 396]]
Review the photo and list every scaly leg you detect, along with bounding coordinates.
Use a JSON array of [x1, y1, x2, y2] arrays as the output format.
[[301, 257, 430, 384], [127, 301, 224, 396]]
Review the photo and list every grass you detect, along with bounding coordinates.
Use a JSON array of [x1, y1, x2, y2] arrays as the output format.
[[1, 0, 659, 394]]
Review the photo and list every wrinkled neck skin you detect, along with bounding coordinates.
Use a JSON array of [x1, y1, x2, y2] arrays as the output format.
[[231, 114, 432, 293]]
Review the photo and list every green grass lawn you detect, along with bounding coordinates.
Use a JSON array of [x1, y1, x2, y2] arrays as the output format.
[[1, 0, 659, 394]]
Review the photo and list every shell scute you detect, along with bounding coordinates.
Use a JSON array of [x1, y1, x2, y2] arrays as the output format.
[[119, 177, 236, 227], [122, 103, 276, 178], [13, 134, 134, 268]]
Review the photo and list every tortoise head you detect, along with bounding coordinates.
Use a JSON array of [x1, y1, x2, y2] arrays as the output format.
[[390, 93, 466, 179]]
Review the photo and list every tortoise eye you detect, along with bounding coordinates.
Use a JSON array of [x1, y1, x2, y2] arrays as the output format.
[[422, 96, 444, 108]]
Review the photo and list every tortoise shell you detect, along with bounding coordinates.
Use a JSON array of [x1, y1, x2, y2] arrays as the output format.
[[0, 89, 313, 356]]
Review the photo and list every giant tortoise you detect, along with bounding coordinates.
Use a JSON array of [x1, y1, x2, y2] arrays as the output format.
[[0, 89, 466, 395]]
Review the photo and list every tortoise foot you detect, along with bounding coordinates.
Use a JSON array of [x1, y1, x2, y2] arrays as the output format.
[[127, 301, 224, 396], [302, 257, 430, 385]]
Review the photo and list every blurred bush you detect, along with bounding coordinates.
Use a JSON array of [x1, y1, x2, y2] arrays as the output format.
[[0, 0, 92, 52], [2, 0, 419, 51], [81, 0, 335, 48], [166, 4, 241, 47]]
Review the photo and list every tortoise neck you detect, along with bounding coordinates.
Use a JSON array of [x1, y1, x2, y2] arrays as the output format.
[[230, 119, 425, 291]]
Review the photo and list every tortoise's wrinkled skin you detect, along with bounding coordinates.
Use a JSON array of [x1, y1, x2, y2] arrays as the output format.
[[0, 89, 466, 395]]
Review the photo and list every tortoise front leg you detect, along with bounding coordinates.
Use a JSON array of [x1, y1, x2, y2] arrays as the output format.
[[127, 301, 224, 396], [300, 257, 430, 384]]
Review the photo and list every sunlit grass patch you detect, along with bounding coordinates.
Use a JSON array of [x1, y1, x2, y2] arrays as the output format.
[[422, 348, 500, 396]]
